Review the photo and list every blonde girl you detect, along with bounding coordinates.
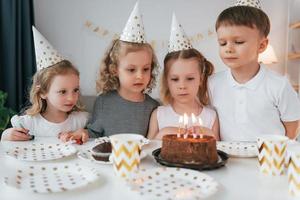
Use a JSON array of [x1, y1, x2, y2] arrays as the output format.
[[1, 60, 89, 142], [147, 48, 220, 140], [87, 39, 160, 137]]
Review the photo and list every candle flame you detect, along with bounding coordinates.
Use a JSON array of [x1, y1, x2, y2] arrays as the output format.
[[191, 113, 197, 124], [198, 117, 204, 135], [198, 117, 203, 126], [178, 115, 184, 137], [183, 113, 188, 126], [179, 115, 183, 124]]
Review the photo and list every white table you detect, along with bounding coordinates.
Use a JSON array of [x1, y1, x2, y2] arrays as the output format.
[[0, 137, 295, 200]]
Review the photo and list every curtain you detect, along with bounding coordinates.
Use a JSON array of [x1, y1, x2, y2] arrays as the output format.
[[0, 0, 35, 112]]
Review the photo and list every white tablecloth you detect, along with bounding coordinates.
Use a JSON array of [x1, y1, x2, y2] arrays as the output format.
[[0, 137, 295, 200]]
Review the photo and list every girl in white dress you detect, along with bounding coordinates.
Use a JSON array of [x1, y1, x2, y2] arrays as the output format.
[[147, 15, 220, 140], [1, 27, 89, 142]]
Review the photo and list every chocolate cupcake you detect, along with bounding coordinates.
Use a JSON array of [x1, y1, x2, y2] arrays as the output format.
[[91, 142, 112, 161]]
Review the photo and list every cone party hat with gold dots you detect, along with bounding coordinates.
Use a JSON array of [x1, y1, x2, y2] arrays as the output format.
[[120, 1, 146, 43], [168, 13, 193, 53], [32, 26, 64, 71], [234, 0, 261, 9]]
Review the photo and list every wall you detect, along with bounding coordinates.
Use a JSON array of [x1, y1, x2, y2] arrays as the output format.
[[34, 0, 288, 98], [286, 0, 300, 90]]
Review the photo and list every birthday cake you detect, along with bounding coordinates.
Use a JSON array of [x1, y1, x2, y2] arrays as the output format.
[[160, 134, 218, 165]]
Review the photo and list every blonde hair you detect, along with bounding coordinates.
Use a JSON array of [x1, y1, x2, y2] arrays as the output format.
[[96, 39, 159, 94], [160, 49, 214, 105], [26, 60, 83, 115]]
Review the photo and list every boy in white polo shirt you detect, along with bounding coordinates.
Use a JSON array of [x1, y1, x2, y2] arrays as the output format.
[[209, 0, 300, 141]]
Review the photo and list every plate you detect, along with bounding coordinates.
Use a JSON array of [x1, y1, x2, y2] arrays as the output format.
[[217, 141, 258, 158], [152, 148, 228, 171], [3, 163, 100, 193], [77, 149, 147, 164], [77, 150, 111, 164], [126, 167, 218, 199], [6, 143, 77, 161], [95, 136, 150, 146]]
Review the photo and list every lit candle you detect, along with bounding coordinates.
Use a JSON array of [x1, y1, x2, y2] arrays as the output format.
[[191, 113, 197, 138], [177, 115, 183, 138], [183, 113, 188, 138], [198, 117, 203, 139]]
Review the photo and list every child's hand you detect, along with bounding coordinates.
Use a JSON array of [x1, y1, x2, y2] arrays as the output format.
[[58, 131, 73, 142], [59, 129, 89, 144], [70, 129, 89, 144], [155, 127, 179, 140], [2, 127, 31, 141], [188, 126, 216, 138], [154, 131, 165, 140]]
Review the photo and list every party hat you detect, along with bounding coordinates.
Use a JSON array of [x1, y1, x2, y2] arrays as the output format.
[[168, 13, 193, 53], [234, 0, 261, 9], [120, 1, 146, 43], [32, 26, 64, 71]]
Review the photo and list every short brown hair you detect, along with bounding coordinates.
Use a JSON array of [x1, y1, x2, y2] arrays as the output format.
[[26, 60, 83, 115], [96, 39, 159, 94], [215, 6, 270, 37], [161, 49, 214, 105]]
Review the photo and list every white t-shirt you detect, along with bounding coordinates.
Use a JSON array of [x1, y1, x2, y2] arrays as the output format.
[[2, 111, 89, 138], [208, 66, 300, 141], [157, 104, 217, 130]]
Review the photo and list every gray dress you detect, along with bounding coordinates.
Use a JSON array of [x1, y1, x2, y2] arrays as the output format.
[[87, 90, 160, 137]]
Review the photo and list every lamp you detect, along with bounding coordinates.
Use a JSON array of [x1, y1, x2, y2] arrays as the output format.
[[258, 44, 278, 64]]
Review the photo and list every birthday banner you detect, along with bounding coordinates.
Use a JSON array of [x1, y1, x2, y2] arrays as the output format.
[[84, 20, 216, 50]]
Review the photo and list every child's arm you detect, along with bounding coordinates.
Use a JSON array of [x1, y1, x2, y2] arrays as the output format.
[[2, 115, 33, 141], [211, 117, 220, 141], [155, 127, 179, 139], [188, 118, 220, 141], [277, 79, 300, 139], [147, 109, 179, 140], [1, 127, 31, 141], [147, 109, 159, 139], [283, 120, 300, 139], [59, 111, 90, 143]]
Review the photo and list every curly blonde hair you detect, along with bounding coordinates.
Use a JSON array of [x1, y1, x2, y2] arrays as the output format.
[[96, 39, 159, 94], [26, 60, 83, 115], [160, 49, 214, 105]]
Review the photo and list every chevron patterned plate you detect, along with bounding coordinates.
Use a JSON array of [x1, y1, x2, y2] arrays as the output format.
[[126, 167, 218, 199]]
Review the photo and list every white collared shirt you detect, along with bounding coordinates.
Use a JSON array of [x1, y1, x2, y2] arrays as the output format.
[[208, 66, 300, 141]]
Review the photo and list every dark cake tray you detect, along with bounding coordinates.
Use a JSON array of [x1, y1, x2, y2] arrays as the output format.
[[152, 148, 228, 171]]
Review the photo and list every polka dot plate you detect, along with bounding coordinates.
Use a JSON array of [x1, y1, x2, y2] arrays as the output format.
[[217, 141, 258, 158], [126, 167, 218, 200], [6, 143, 77, 161], [3, 163, 100, 193], [77, 149, 147, 164], [95, 136, 150, 146]]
